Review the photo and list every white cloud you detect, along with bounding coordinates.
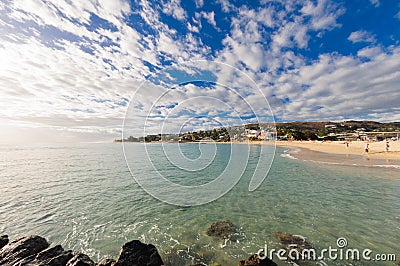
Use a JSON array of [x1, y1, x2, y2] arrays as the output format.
[[270, 47, 400, 121], [1, 0, 399, 142], [300, 0, 345, 30], [201, 11, 217, 27], [348, 30, 376, 43], [194, 0, 204, 8], [357, 46, 383, 58], [161, 0, 187, 21], [217, 0, 236, 13], [370, 0, 380, 7], [395, 11, 400, 20], [187, 22, 199, 33]]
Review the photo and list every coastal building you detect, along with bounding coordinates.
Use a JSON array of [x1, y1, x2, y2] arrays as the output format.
[[325, 124, 337, 129]]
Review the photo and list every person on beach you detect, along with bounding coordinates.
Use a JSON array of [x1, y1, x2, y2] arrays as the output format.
[[385, 141, 389, 152], [345, 141, 349, 149], [365, 143, 369, 153]]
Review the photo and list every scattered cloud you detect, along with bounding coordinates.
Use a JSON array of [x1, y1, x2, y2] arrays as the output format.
[[348, 30, 376, 43], [370, 0, 380, 8], [161, 0, 187, 21], [395, 11, 400, 20], [200, 11, 217, 27], [194, 0, 204, 9], [0, 0, 399, 141], [300, 0, 346, 30]]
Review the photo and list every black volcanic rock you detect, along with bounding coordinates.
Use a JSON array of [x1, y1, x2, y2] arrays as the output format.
[[238, 254, 277, 266], [0, 235, 49, 265], [0, 234, 281, 266], [206, 220, 237, 239], [0, 235, 166, 266], [20, 244, 74, 265], [113, 240, 164, 266], [0, 235, 9, 249], [66, 253, 96, 266], [97, 258, 116, 266]]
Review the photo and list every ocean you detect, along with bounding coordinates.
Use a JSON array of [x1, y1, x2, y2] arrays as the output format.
[[0, 143, 399, 265]]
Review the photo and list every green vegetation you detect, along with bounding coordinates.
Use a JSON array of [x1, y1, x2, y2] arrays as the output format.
[[115, 120, 400, 143]]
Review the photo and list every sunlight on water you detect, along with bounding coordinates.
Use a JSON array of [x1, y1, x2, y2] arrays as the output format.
[[0, 143, 399, 265]]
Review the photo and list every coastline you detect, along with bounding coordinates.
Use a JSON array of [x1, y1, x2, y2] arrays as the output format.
[[275, 140, 400, 167], [122, 140, 400, 161]]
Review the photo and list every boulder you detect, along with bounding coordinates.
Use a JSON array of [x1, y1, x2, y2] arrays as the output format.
[[0, 235, 9, 249], [113, 240, 164, 266], [39, 250, 74, 265], [66, 253, 96, 266], [20, 244, 73, 265], [0, 236, 166, 266], [206, 220, 237, 239], [275, 232, 313, 262], [238, 254, 277, 266], [97, 258, 116, 266], [0, 235, 49, 265], [275, 232, 312, 250]]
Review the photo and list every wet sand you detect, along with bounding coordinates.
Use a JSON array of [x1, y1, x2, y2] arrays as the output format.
[[276, 140, 400, 167]]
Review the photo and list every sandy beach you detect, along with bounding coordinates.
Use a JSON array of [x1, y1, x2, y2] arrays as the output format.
[[276, 140, 400, 161]]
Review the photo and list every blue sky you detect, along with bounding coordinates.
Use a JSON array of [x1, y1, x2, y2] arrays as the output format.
[[0, 0, 399, 142]]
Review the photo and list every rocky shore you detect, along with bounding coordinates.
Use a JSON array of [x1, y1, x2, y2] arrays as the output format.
[[0, 232, 277, 266], [0, 235, 163, 266]]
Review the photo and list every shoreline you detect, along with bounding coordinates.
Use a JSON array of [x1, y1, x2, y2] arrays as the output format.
[[275, 140, 400, 161], [120, 140, 400, 165], [275, 141, 400, 168]]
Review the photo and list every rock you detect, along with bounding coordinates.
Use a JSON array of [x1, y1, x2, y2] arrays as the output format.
[[0, 235, 9, 249], [275, 232, 312, 250], [238, 254, 277, 266], [0, 235, 165, 266], [97, 258, 116, 266], [20, 244, 73, 265], [275, 232, 313, 262], [113, 240, 164, 266], [206, 220, 237, 239], [39, 250, 74, 265], [0, 235, 49, 265], [188, 263, 220, 266], [66, 253, 96, 266], [32, 244, 65, 261]]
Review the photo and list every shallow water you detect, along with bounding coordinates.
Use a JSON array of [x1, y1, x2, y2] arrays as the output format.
[[0, 143, 399, 265]]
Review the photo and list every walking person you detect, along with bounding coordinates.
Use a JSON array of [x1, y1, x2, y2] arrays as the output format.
[[365, 143, 369, 153], [385, 141, 389, 152]]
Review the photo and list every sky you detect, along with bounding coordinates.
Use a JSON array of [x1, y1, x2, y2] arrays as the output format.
[[0, 0, 399, 143]]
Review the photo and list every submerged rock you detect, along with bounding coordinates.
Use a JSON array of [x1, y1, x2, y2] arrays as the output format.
[[0, 235, 9, 249], [113, 240, 164, 266], [275, 232, 313, 262], [206, 220, 237, 239], [275, 232, 312, 250], [238, 254, 277, 266]]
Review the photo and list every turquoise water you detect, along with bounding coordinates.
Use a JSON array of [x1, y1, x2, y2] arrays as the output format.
[[0, 143, 399, 265]]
